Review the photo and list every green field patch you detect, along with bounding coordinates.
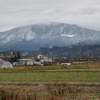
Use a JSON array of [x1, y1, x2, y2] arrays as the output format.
[[0, 71, 100, 82]]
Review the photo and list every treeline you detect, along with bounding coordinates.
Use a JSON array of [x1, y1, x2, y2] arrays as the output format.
[[37, 45, 100, 58], [0, 51, 21, 63]]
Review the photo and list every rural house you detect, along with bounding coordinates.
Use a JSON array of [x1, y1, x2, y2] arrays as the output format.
[[37, 54, 48, 60]]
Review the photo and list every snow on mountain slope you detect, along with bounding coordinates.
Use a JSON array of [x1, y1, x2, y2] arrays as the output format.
[[60, 34, 75, 37], [0, 22, 100, 51]]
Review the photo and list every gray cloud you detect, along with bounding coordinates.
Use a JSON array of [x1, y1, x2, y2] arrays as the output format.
[[79, 7, 99, 15], [0, 0, 100, 32]]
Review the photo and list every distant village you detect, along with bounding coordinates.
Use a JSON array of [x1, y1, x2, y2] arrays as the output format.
[[0, 49, 100, 69]]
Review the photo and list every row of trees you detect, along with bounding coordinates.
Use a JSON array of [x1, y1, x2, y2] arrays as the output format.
[[10, 51, 21, 63], [2, 51, 21, 63]]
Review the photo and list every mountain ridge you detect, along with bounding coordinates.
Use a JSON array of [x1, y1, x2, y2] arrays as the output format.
[[0, 22, 100, 51]]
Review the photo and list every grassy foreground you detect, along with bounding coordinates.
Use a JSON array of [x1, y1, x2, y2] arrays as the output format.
[[0, 63, 100, 100], [0, 71, 100, 82], [0, 63, 100, 82]]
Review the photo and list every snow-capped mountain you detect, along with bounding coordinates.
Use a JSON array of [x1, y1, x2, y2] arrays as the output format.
[[0, 22, 100, 51]]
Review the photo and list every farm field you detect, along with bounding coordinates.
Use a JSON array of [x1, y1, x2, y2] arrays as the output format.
[[0, 71, 100, 82], [0, 63, 100, 100]]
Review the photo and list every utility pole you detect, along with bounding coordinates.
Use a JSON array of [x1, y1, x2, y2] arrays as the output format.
[[87, 50, 90, 63], [90, 50, 93, 57], [77, 40, 81, 63], [47, 44, 50, 61], [4, 52, 7, 61], [77, 40, 81, 60], [10, 46, 13, 63], [98, 47, 100, 62], [79, 40, 81, 59]]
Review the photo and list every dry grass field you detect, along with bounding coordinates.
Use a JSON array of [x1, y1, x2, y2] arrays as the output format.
[[0, 82, 100, 100]]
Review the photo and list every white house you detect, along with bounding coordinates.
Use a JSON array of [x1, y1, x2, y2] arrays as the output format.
[[17, 59, 34, 66], [37, 54, 48, 60], [40, 58, 53, 63], [33, 61, 44, 66], [61, 63, 71, 65]]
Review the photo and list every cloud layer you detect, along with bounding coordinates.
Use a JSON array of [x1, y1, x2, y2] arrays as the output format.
[[0, 0, 100, 32]]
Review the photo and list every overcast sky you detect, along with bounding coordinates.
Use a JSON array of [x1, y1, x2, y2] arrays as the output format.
[[0, 0, 100, 32]]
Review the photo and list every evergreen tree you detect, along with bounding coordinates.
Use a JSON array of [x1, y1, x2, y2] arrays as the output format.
[[17, 51, 21, 59]]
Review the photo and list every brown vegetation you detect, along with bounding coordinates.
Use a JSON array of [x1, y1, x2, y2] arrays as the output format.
[[0, 82, 100, 100]]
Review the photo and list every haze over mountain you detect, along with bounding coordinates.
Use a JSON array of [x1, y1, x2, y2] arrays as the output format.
[[0, 22, 100, 51]]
